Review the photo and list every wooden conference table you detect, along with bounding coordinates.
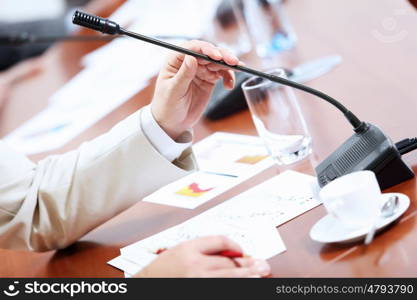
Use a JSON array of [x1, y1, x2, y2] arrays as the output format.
[[1, 0, 417, 277]]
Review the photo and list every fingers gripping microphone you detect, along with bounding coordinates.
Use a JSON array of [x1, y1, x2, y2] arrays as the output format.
[[72, 10, 415, 190]]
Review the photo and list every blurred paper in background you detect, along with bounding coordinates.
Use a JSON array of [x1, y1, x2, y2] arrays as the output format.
[[0, 0, 66, 22]]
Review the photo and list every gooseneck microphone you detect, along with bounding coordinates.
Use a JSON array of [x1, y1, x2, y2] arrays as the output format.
[[72, 10, 416, 190], [72, 10, 364, 133]]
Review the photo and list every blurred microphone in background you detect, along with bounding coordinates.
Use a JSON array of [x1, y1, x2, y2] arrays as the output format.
[[0, 0, 125, 108], [0, 0, 128, 71], [0, 0, 93, 71]]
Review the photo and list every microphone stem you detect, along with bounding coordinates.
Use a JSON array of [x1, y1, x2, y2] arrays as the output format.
[[120, 28, 364, 131], [71, 9, 365, 132]]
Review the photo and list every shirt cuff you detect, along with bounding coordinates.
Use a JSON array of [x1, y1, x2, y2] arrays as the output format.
[[140, 105, 192, 162]]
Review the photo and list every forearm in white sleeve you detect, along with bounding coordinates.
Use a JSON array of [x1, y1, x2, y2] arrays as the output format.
[[140, 105, 192, 162], [0, 108, 196, 251]]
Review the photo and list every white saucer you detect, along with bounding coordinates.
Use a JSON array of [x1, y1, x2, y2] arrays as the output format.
[[310, 193, 410, 244]]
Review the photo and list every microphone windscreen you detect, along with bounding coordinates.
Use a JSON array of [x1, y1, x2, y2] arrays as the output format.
[[72, 10, 120, 35]]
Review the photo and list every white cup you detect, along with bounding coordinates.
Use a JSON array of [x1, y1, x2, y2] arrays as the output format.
[[319, 171, 382, 229]]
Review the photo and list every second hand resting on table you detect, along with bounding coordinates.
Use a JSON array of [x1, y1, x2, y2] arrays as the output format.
[[136, 236, 271, 278]]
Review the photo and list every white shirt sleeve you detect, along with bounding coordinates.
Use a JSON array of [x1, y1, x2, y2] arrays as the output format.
[[140, 105, 193, 162], [0, 108, 196, 251]]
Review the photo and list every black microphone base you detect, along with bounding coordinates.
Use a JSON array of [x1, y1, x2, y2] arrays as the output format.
[[316, 123, 415, 190], [373, 151, 414, 190]]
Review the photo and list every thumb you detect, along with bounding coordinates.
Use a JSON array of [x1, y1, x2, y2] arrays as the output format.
[[172, 55, 198, 92]]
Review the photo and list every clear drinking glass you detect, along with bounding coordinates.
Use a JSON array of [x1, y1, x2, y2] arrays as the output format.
[[242, 69, 312, 165]]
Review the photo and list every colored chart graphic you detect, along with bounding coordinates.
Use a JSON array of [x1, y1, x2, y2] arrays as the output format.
[[176, 183, 214, 197], [236, 155, 268, 165]]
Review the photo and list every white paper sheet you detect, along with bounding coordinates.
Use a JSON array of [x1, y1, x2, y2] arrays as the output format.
[[193, 132, 275, 177], [3, 76, 148, 155], [204, 170, 322, 227], [143, 132, 276, 209], [113, 218, 285, 276], [109, 170, 321, 276], [0, 0, 65, 22], [142, 171, 240, 209], [108, 256, 143, 276]]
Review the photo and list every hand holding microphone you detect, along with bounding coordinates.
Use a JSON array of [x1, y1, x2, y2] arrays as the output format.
[[151, 40, 242, 140]]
